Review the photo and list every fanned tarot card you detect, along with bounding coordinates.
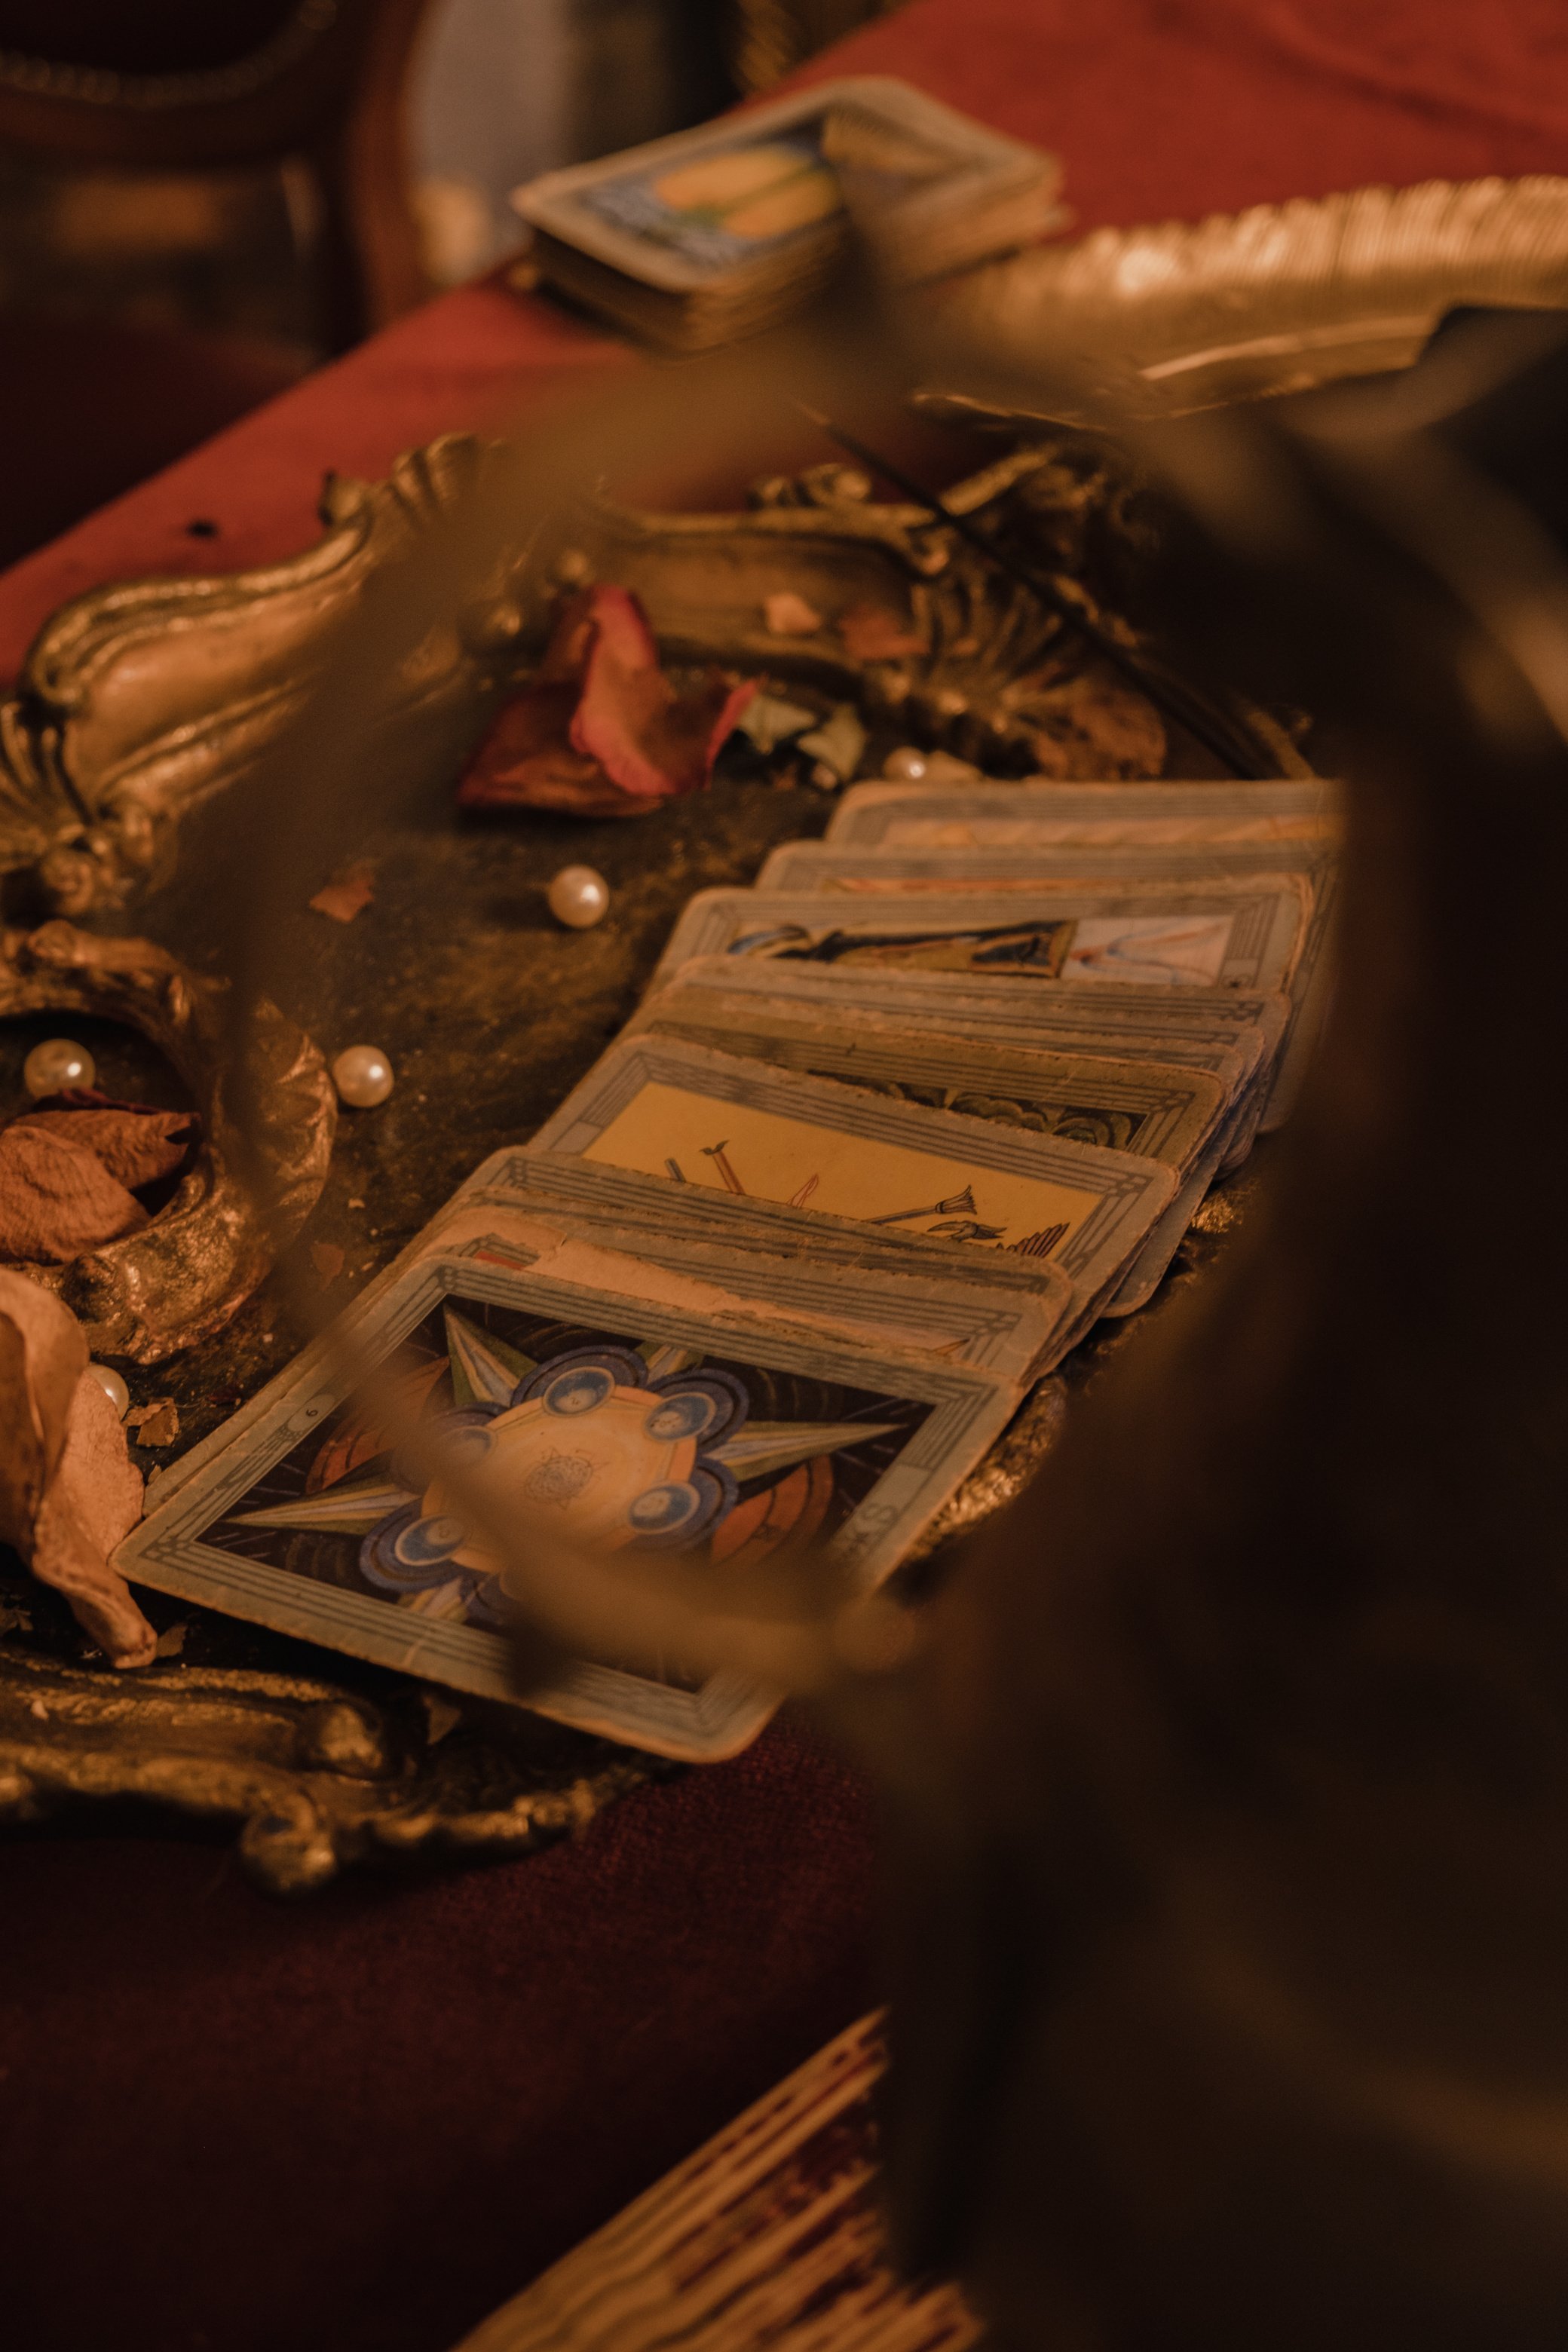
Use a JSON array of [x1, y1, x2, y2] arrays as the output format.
[[115, 1233, 1016, 1759], [470, 1154, 1083, 1367], [654, 884, 1307, 997], [524, 1036, 1176, 1322], [446, 1159, 1075, 1381], [826, 777, 1342, 849], [642, 952, 1282, 1082], [754, 840, 1335, 942], [640, 954, 1286, 1167], [618, 988, 1238, 1315], [623, 979, 1229, 1165]]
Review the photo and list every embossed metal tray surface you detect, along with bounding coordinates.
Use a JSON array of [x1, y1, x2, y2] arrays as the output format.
[[942, 173, 1568, 415]]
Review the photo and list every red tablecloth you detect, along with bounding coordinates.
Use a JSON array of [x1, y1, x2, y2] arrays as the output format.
[[5, 6, 1566, 2349]]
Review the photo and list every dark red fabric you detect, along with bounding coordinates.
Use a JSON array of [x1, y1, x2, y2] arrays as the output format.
[[0, 316, 302, 571], [0, 1721, 875, 2352], [5, 6, 1568, 2348], [792, 0, 1568, 228]]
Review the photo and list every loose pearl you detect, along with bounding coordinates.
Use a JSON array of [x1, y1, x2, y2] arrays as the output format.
[[87, 1361, 129, 1417], [23, 1037, 96, 1098], [332, 1046, 394, 1108], [881, 746, 928, 782], [548, 865, 609, 929]]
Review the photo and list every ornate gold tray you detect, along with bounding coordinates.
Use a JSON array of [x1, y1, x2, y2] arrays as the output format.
[[4, 172, 1551, 1891]]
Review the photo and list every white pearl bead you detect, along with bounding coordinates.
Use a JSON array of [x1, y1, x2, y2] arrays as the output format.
[[548, 865, 610, 929], [23, 1037, 96, 1098], [332, 1046, 394, 1108], [881, 746, 928, 782], [87, 1361, 129, 1417]]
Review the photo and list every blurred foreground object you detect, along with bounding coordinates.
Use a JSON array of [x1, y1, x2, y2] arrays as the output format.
[[0, 1, 434, 347], [876, 309, 1568, 2347], [0, 0, 435, 562], [730, 0, 899, 97]]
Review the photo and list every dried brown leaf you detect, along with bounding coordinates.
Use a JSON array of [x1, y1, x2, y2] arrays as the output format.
[[309, 859, 377, 923], [837, 601, 928, 660], [126, 1398, 180, 1447], [0, 1271, 151, 1666], [0, 1124, 147, 1263], [16, 1106, 198, 1190], [764, 591, 825, 637], [311, 1240, 345, 1286]]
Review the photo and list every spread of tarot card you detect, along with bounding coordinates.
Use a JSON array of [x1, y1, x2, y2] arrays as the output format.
[[116, 771, 1339, 1759]]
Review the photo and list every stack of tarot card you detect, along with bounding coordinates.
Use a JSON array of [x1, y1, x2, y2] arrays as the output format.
[[510, 78, 1062, 352], [115, 773, 1338, 1769]]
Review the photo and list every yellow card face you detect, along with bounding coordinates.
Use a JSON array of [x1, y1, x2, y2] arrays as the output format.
[[582, 1079, 1101, 1254]]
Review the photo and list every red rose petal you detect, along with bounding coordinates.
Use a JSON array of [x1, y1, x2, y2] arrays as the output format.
[[459, 583, 753, 814]]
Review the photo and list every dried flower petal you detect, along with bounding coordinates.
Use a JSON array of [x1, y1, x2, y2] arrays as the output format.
[[796, 703, 868, 783], [458, 584, 753, 817], [764, 592, 825, 637], [838, 602, 927, 660], [125, 1398, 179, 1447], [0, 1269, 150, 1666], [311, 1240, 345, 1286], [0, 1124, 148, 1263], [309, 859, 376, 923], [15, 1107, 198, 1191]]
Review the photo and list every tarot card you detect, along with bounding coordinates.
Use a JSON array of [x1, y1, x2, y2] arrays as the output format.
[[645, 952, 1277, 1074], [115, 1230, 1018, 1761], [619, 987, 1237, 1312], [642, 951, 1269, 1067], [510, 77, 1058, 350], [827, 777, 1342, 849], [473, 1150, 1085, 1315], [623, 981, 1226, 1166], [644, 953, 1284, 1168], [524, 1036, 1176, 1326], [755, 835, 1335, 917], [654, 884, 1307, 997], [656, 883, 1318, 1121], [436, 1159, 1074, 1381]]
